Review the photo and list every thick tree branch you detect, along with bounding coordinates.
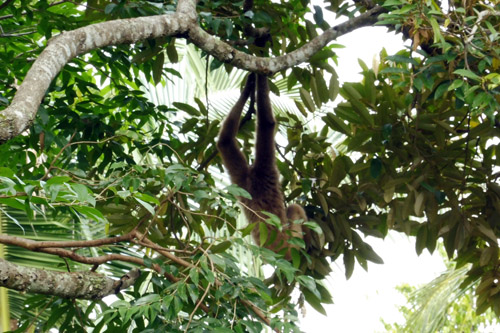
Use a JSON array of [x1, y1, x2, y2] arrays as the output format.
[[0, 258, 140, 299], [0, 232, 134, 249], [0, 230, 272, 326], [0, 0, 385, 143]]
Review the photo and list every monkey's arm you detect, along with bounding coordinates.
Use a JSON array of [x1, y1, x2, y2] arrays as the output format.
[[254, 75, 277, 170], [217, 74, 256, 186]]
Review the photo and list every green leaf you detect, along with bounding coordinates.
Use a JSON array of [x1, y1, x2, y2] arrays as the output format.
[[429, 17, 442, 43], [152, 52, 164, 85], [134, 294, 160, 306], [315, 72, 329, 104], [187, 284, 199, 304], [434, 81, 450, 99], [358, 243, 384, 264], [253, 11, 272, 24], [166, 41, 179, 63], [0, 167, 14, 178], [313, 5, 324, 25], [46, 176, 71, 185], [448, 79, 464, 91], [226, 184, 252, 200], [259, 222, 268, 246], [134, 197, 155, 216], [322, 113, 350, 135], [297, 275, 321, 299], [300, 87, 316, 112], [302, 288, 327, 316], [476, 223, 498, 244], [385, 55, 418, 66], [317, 193, 329, 215], [210, 241, 232, 253], [415, 225, 427, 256], [329, 71, 339, 101], [453, 69, 481, 81], [342, 84, 374, 126], [370, 158, 382, 178], [72, 206, 106, 223], [224, 18, 233, 37], [303, 221, 323, 235], [262, 212, 281, 228], [309, 49, 336, 63], [135, 193, 160, 205], [173, 102, 200, 116], [343, 249, 354, 279]]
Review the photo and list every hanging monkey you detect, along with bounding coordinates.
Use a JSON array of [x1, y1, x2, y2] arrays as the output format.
[[217, 73, 307, 258]]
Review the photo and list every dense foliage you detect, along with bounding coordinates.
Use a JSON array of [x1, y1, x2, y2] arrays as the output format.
[[0, 0, 500, 331]]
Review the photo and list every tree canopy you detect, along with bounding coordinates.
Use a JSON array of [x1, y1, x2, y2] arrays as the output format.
[[1, 0, 500, 331]]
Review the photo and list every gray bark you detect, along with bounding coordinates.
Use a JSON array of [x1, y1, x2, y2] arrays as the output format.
[[0, 0, 384, 143], [0, 258, 140, 299]]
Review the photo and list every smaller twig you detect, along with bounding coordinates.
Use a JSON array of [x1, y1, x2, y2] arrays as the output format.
[[197, 87, 256, 171], [41, 132, 77, 180], [0, 0, 69, 20], [0, 0, 14, 11], [26, 296, 55, 332], [42, 134, 129, 180], [1, 30, 36, 37], [184, 245, 216, 332], [134, 231, 196, 269]]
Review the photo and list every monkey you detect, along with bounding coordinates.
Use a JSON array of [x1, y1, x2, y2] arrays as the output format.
[[217, 73, 307, 258]]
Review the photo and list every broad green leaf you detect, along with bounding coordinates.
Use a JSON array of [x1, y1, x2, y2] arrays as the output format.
[[46, 176, 71, 186], [343, 249, 354, 279], [134, 197, 155, 216], [453, 69, 481, 81], [152, 52, 164, 85], [370, 158, 382, 178], [429, 17, 442, 43], [226, 184, 252, 199], [259, 222, 268, 246], [210, 241, 232, 253], [300, 87, 316, 112], [302, 289, 327, 316], [134, 294, 160, 306], [415, 225, 427, 255], [358, 243, 384, 264], [166, 41, 179, 63], [173, 102, 200, 116], [72, 206, 106, 223]]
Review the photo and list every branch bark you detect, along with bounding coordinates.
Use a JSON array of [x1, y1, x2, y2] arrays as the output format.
[[0, 0, 385, 143], [0, 258, 140, 299]]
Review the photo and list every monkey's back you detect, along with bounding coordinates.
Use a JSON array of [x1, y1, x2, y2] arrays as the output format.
[[239, 166, 289, 249]]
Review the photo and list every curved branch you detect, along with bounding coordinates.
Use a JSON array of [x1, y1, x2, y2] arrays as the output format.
[[189, 5, 385, 73], [0, 0, 385, 143], [0, 12, 187, 143], [0, 258, 140, 299]]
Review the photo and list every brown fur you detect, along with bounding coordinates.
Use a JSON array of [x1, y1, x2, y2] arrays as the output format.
[[217, 73, 306, 257]]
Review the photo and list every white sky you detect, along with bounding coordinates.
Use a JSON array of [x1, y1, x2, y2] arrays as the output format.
[[300, 232, 446, 331], [299, 27, 448, 332]]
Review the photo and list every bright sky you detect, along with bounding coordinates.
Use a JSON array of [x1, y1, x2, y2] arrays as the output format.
[[300, 232, 446, 331], [299, 27, 448, 332]]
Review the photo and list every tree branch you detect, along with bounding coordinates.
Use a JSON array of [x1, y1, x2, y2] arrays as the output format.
[[0, 232, 134, 249], [0, 258, 140, 299], [0, 0, 15, 12], [0, 0, 386, 143]]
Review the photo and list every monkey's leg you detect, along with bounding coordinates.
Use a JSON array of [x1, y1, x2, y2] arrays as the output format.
[[254, 74, 277, 170], [217, 73, 255, 185]]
